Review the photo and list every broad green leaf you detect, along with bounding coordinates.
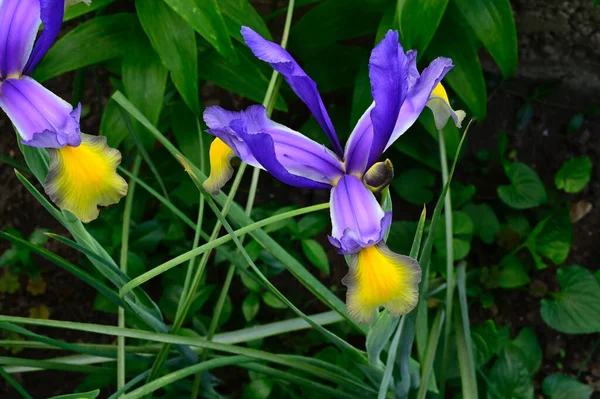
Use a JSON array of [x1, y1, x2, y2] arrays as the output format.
[[35, 14, 138, 82], [136, 0, 200, 113], [425, 6, 487, 120], [450, 181, 476, 208], [529, 209, 572, 266], [262, 292, 287, 309], [170, 101, 207, 170], [163, 0, 236, 62], [453, 0, 518, 78], [394, 126, 441, 170], [433, 211, 474, 260], [541, 266, 600, 334], [498, 162, 547, 209], [198, 45, 287, 111], [219, 0, 272, 42], [555, 156, 592, 194], [510, 328, 542, 374], [350, 60, 371, 127], [387, 221, 418, 255], [64, 0, 116, 22], [47, 390, 100, 399], [123, 32, 168, 149], [303, 44, 369, 92], [397, 0, 450, 53], [487, 346, 534, 399], [542, 374, 594, 399], [289, 0, 389, 58], [100, 99, 129, 148], [392, 168, 435, 205], [296, 214, 329, 239], [301, 239, 330, 275], [242, 293, 260, 322], [498, 255, 530, 289], [243, 379, 273, 399], [463, 203, 500, 244], [471, 320, 498, 366]]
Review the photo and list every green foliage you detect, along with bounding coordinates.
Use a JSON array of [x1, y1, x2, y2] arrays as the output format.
[[541, 266, 600, 334], [47, 390, 100, 399], [453, 0, 518, 78], [392, 168, 435, 205], [3, 1, 596, 398], [555, 156, 593, 193], [498, 162, 548, 209], [542, 374, 594, 399]]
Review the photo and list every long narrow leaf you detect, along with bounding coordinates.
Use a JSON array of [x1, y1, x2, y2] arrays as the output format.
[[111, 91, 365, 333]]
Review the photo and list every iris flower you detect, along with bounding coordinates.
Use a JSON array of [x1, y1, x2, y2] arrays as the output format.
[[203, 27, 456, 323], [0, 0, 127, 222]]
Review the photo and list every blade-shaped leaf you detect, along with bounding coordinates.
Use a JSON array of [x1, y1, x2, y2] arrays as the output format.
[[219, 0, 272, 42], [453, 0, 518, 78], [163, 0, 237, 62], [425, 6, 487, 120], [136, 0, 200, 113], [198, 45, 287, 111], [397, 0, 450, 54], [34, 13, 139, 82], [123, 32, 168, 149]]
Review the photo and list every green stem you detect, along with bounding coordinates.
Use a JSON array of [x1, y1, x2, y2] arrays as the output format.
[[192, 4, 296, 393], [146, 163, 247, 383], [180, 117, 207, 315], [118, 155, 141, 393], [0, 366, 33, 399], [438, 128, 454, 398], [119, 203, 329, 295]]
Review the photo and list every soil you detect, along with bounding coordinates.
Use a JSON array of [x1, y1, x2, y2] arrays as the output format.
[[1, 1, 600, 398]]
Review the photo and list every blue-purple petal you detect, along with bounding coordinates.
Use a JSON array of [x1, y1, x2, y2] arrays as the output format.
[[384, 57, 453, 151], [0, 76, 81, 148], [0, 0, 41, 77], [24, 0, 65, 74], [345, 30, 408, 174], [204, 105, 343, 188], [241, 26, 343, 157], [328, 174, 391, 255]]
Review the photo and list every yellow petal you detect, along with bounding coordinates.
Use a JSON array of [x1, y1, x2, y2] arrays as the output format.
[[427, 83, 466, 129], [203, 137, 235, 195], [432, 82, 451, 104], [343, 243, 421, 324], [45, 133, 128, 223]]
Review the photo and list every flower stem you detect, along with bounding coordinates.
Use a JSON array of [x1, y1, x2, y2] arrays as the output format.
[[118, 155, 142, 394], [437, 129, 454, 398]]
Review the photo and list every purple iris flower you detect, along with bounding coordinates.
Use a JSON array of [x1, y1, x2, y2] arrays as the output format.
[[0, 0, 81, 148], [0, 0, 128, 224], [204, 27, 453, 323]]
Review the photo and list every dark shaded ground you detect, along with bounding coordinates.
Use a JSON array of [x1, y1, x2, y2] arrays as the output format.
[[1, 2, 600, 399]]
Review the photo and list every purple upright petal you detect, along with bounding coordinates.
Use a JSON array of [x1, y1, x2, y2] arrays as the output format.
[[24, 0, 65, 74], [344, 30, 409, 174], [0, 0, 41, 77], [0, 76, 81, 148], [328, 174, 392, 255], [204, 105, 344, 188], [383, 57, 453, 152], [241, 26, 343, 157]]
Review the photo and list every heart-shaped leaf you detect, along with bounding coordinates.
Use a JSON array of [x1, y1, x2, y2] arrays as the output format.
[[542, 374, 594, 399], [541, 266, 600, 334], [555, 156, 592, 194], [498, 162, 547, 209]]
